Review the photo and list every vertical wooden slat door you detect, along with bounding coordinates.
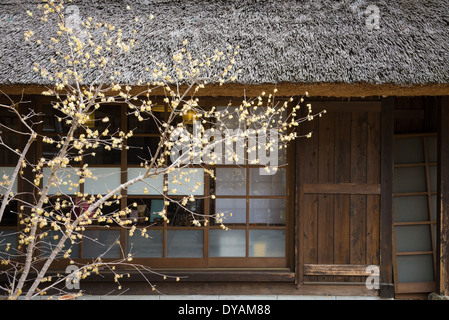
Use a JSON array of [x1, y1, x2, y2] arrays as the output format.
[[297, 102, 381, 284]]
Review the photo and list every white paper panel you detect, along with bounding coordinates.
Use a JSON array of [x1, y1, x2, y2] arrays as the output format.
[[0, 167, 18, 195], [168, 168, 204, 195], [127, 168, 164, 195], [84, 167, 121, 195]]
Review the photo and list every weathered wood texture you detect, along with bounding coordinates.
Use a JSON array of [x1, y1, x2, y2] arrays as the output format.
[[380, 97, 395, 298], [298, 102, 381, 284], [303, 264, 379, 276], [437, 96, 449, 296]]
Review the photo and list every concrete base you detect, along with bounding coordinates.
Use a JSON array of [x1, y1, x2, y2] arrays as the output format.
[[428, 292, 449, 300]]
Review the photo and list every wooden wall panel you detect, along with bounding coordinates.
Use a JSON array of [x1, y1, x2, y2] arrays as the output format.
[[298, 103, 382, 284]]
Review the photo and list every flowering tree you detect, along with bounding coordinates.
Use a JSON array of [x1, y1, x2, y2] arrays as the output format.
[[0, 1, 323, 300]]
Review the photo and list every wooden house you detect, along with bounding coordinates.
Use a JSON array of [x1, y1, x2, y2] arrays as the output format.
[[0, 0, 448, 299]]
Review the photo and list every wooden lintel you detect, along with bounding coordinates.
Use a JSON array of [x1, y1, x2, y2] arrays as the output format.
[[302, 183, 381, 195], [310, 101, 381, 113], [303, 264, 379, 276]]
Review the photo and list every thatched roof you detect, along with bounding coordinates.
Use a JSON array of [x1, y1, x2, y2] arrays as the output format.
[[0, 0, 448, 96]]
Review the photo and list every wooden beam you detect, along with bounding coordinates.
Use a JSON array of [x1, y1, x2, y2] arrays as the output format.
[[380, 96, 395, 298], [303, 264, 378, 276], [437, 96, 449, 296], [302, 183, 380, 195], [2, 83, 449, 98], [310, 101, 381, 113]]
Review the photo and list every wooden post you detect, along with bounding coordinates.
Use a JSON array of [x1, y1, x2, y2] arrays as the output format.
[[380, 96, 395, 298], [437, 96, 449, 296]]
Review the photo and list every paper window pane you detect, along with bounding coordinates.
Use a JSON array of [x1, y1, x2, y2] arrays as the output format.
[[168, 168, 204, 195], [397, 255, 434, 283], [166, 230, 203, 258], [393, 167, 426, 193], [429, 166, 437, 193], [127, 230, 163, 258], [209, 229, 246, 257], [0, 136, 19, 165], [393, 196, 429, 222], [215, 167, 246, 196], [394, 137, 424, 164], [394, 225, 432, 253], [249, 167, 286, 196], [82, 229, 121, 259], [0, 167, 18, 195], [215, 198, 246, 224], [249, 199, 286, 225], [431, 195, 437, 221], [84, 167, 121, 195], [425, 136, 437, 163], [42, 167, 79, 195], [249, 229, 285, 257], [127, 168, 164, 195]]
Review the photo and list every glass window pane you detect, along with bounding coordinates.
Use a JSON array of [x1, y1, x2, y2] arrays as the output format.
[[82, 229, 121, 259], [249, 167, 286, 196], [215, 198, 246, 224], [168, 168, 204, 195], [167, 200, 203, 227], [84, 167, 121, 195], [215, 106, 245, 131], [394, 137, 424, 164], [397, 255, 435, 283], [393, 196, 429, 222], [167, 230, 203, 258], [393, 167, 426, 193], [425, 136, 437, 163], [209, 229, 246, 257], [249, 199, 286, 225], [128, 105, 165, 134], [127, 168, 164, 195], [127, 137, 161, 165], [127, 198, 164, 226], [0, 199, 17, 226], [92, 105, 122, 133], [394, 225, 432, 252], [0, 230, 17, 260], [83, 144, 122, 165], [42, 104, 70, 134], [127, 229, 163, 258], [215, 167, 246, 196], [249, 229, 285, 257], [40, 230, 80, 259]]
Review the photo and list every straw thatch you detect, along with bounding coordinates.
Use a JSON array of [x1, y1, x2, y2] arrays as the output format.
[[0, 0, 448, 94]]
